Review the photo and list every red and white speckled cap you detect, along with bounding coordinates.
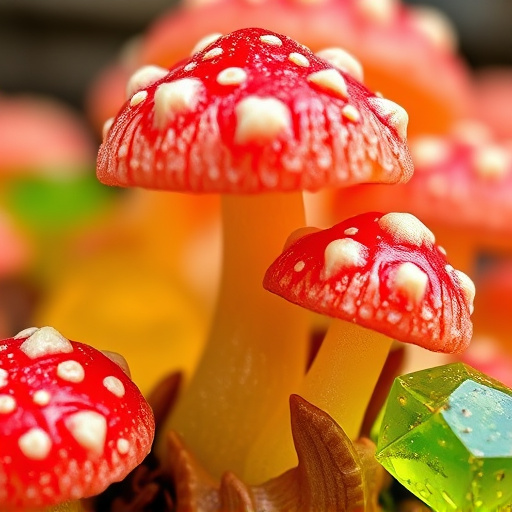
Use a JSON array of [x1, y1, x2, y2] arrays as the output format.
[[331, 122, 512, 240], [264, 212, 475, 353], [0, 326, 154, 509], [97, 27, 412, 194]]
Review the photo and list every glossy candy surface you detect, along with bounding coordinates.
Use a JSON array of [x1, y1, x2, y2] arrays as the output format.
[[264, 212, 474, 353], [0, 327, 154, 509], [98, 27, 412, 193], [376, 363, 512, 511]]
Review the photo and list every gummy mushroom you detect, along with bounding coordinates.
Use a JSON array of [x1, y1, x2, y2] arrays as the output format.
[[246, 212, 474, 482], [87, 0, 471, 140], [97, 27, 412, 478], [331, 121, 512, 274], [137, 0, 471, 137], [0, 326, 154, 510]]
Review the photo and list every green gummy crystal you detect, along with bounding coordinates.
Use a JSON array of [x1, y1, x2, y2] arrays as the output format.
[[376, 363, 512, 512]]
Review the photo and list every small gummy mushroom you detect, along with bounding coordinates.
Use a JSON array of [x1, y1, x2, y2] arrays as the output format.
[[0, 326, 155, 510], [97, 27, 412, 478], [245, 212, 474, 482], [376, 363, 512, 511], [331, 121, 512, 274]]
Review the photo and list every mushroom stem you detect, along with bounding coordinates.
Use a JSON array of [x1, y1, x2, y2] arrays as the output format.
[[245, 319, 392, 483], [163, 192, 310, 479]]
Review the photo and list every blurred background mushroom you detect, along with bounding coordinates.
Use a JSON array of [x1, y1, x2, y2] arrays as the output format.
[[2, 0, 512, 110]]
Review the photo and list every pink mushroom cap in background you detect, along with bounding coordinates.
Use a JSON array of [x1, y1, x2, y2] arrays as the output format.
[[0, 94, 95, 177], [87, 0, 472, 139], [471, 67, 512, 141], [330, 121, 512, 256]]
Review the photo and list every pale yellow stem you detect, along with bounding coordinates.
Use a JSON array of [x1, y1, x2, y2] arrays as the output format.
[[162, 193, 310, 479], [245, 319, 392, 484]]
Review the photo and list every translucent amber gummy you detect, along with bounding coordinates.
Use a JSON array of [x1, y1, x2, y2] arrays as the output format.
[[376, 363, 512, 512]]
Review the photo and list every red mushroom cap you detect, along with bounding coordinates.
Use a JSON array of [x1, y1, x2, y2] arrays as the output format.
[[98, 27, 412, 194], [0, 326, 154, 509], [137, 0, 471, 136], [331, 122, 512, 243], [264, 212, 474, 353]]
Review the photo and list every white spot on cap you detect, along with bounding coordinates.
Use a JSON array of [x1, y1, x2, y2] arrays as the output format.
[[0, 369, 7, 389], [378, 213, 435, 246], [191, 33, 222, 55], [153, 78, 203, 129], [103, 376, 125, 398], [308, 69, 348, 99], [203, 47, 223, 60], [260, 34, 282, 46], [118, 144, 128, 159], [294, 261, 306, 272], [452, 120, 492, 147], [0, 395, 16, 414], [453, 270, 476, 314], [33, 390, 51, 406], [57, 361, 85, 383], [322, 238, 368, 279], [315, 48, 364, 82], [344, 227, 359, 236], [66, 411, 107, 455], [19, 428, 52, 460], [288, 52, 310, 67], [235, 96, 291, 144], [129, 90, 147, 107], [342, 104, 361, 122], [102, 117, 115, 140], [368, 97, 409, 140], [14, 327, 39, 340], [117, 438, 130, 455], [20, 327, 73, 359], [357, 0, 397, 25], [126, 65, 168, 98], [410, 5, 458, 52], [411, 136, 450, 169], [393, 262, 429, 303], [473, 145, 510, 181], [184, 62, 197, 72], [217, 67, 247, 86]]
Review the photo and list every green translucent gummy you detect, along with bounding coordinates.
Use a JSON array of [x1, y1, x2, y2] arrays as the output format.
[[376, 363, 512, 512]]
